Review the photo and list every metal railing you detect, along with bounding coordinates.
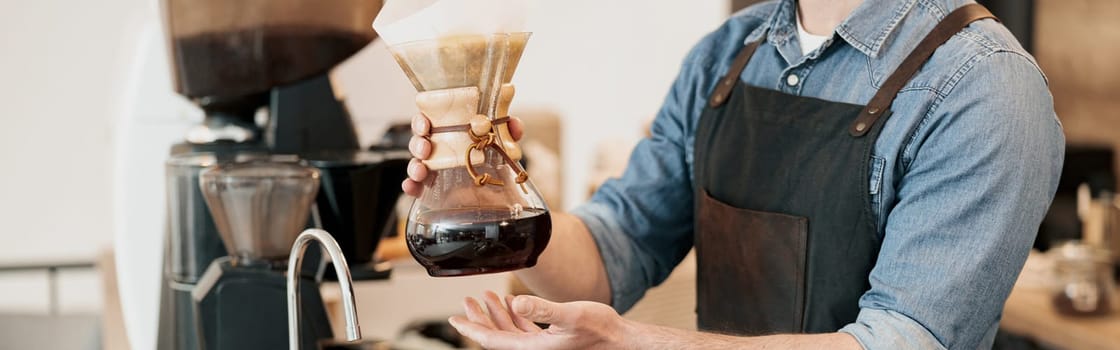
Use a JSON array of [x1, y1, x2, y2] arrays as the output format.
[[0, 260, 97, 315]]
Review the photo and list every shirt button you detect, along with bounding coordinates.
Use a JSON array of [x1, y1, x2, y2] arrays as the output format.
[[786, 74, 800, 86]]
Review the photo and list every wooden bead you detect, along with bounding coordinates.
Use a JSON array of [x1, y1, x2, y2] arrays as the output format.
[[470, 115, 492, 137]]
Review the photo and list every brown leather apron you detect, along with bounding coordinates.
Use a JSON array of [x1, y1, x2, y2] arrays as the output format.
[[693, 4, 996, 334]]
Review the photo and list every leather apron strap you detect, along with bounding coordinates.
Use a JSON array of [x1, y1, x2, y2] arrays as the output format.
[[849, 4, 997, 136], [709, 40, 762, 108]]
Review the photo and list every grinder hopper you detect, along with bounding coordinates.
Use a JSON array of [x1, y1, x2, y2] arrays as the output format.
[[163, 0, 384, 101]]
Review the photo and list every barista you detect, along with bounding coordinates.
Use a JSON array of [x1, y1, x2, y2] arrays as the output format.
[[403, 0, 1064, 348]]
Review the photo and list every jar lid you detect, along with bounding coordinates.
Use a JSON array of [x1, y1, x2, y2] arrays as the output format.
[[1054, 241, 1111, 263]]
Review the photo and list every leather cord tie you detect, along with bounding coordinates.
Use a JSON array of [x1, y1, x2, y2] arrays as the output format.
[[430, 116, 530, 190]]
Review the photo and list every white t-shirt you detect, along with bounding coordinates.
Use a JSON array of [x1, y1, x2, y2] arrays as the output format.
[[796, 11, 831, 56]]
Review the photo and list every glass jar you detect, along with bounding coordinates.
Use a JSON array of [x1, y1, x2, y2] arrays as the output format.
[[1051, 241, 1115, 316]]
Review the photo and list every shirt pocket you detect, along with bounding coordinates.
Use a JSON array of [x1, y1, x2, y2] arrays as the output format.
[[868, 155, 886, 219]]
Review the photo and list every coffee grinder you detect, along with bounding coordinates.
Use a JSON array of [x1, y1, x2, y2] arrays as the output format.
[[194, 160, 334, 350], [157, 0, 409, 348]]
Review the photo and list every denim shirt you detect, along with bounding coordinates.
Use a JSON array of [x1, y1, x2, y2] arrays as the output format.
[[570, 0, 1065, 348]]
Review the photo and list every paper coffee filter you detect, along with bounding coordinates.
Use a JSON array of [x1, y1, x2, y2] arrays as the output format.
[[373, 0, 527, 45]]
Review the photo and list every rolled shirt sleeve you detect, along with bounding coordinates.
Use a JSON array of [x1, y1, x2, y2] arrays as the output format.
[[840, 308, 956, 350], [841, 51, 1064, 348]]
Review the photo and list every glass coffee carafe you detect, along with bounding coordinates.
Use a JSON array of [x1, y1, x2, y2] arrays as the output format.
[[384, 31, 552, 277]]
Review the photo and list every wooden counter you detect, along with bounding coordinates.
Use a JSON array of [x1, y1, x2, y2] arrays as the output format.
[[1000, 285, 1120, 350]]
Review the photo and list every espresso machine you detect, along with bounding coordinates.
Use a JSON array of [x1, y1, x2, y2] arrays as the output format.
[[157, 0, 409, 348]]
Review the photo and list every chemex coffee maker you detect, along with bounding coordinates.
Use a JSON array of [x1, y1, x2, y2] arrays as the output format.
[[374, 0, 553, 278], [157, 0, 408, 349]]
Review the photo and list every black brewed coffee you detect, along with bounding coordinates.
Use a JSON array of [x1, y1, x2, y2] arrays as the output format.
[[407, 207, 551, 277]]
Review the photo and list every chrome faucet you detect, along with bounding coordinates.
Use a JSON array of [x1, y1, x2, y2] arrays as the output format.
[[287, 229, 362, 350]]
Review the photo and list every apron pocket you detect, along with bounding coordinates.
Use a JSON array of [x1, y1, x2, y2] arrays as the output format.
[[696, 190, 809, 334]]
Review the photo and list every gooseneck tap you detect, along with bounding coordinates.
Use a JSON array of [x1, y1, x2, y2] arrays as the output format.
[[287, 229, 362, 350]]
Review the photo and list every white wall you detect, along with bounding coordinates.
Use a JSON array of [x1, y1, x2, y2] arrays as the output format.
[[0, 0, 156, 313], [520, 0, 729, 208], [0, 0, 153, 263]]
